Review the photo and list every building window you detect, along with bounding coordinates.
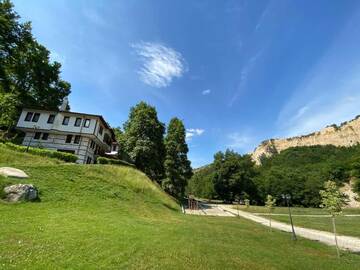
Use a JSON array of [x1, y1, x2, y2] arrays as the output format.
[[42, 133, 49, 140], [62, 116, 70, 125], [86, 156, 92, 164], [34, 132, 41, 140], [65, 135, 72, 143], [112, 145, 117, 151], [74, 135, 81, 144], [83, 119, 90, 128], [32, 113, 40, 122], [74, 118, 82, 127], [99, 126, 103, 135], [47, 114, 55, 124], [25, 112, 33, 122]]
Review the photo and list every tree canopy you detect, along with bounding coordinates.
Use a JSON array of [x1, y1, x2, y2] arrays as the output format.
[[188, 144, 360, 207], [0, 0, 70, 128], [211, 150, 257, 203], [163, 117, 192, 197], [123, 102, 165, 181]]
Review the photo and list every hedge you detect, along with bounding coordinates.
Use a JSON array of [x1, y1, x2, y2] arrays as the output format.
[[97, 157, 135, 167], [1, 142, 78, 163]]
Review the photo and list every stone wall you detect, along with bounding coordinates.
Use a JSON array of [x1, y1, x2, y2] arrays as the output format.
[[251, 115, 360, 165]]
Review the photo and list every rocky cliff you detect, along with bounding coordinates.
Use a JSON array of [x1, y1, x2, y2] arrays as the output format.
[[252, 115, 360, 165]]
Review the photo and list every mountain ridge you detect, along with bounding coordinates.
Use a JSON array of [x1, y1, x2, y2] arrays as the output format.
[[251, 114, 360, 165]]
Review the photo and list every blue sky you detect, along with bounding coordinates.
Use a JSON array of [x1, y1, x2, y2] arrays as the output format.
[[13, 0, 360, 167]]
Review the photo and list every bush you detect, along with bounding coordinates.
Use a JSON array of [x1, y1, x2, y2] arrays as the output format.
[[97, 157, 135, 167], [1, 142, 77, 163]]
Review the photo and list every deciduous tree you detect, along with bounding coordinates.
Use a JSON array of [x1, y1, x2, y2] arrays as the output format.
[[123, 102, 165, 181], [265, 194, 276, 231], [213, 150, 257, 202], [0, 0, 70, 129], [0, 92, 19, 129], [319, 180, 346, 258]]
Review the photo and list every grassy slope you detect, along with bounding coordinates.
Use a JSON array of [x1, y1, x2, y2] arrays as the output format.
[[237, 206, 360, 238], [1, 148, 360, 269]]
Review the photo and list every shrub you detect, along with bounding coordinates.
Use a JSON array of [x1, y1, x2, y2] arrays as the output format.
[[1, 142, 77, 163], [97, 157, 135, 167]]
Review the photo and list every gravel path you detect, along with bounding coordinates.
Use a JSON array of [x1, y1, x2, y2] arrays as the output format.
[[251, 213, 360, 217], [185, 203, 360, 252]]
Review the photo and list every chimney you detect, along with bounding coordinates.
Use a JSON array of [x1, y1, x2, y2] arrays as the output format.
[[59, 97, 69, 111]]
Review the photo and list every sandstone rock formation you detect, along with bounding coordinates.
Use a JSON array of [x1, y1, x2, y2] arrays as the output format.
[[0, 167, 28, 178], [251, 115, 360, 165], [3, 184, 39, 202]]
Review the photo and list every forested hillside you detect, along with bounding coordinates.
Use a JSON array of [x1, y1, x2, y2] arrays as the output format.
[[188, 145, 360, 207]]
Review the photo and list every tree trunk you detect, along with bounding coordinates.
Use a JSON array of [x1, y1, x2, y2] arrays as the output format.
[[269, 209, 272, 232], [332, 215, 340, 258]]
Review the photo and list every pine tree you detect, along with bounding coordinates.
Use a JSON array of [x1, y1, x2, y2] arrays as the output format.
[[163, 118, 192, 197], [123, 102, 165, 181]]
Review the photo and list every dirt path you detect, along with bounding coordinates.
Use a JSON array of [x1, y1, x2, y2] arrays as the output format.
[[185, 203, 360, 252]]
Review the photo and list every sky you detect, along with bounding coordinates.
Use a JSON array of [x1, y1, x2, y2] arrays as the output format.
[[12, 0, 360, 167]]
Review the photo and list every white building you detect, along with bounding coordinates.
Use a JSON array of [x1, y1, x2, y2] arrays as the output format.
[[15, 99, 118, 164]]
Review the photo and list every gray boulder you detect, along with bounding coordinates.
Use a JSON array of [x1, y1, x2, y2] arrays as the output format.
[[3, 184, 39, 202]]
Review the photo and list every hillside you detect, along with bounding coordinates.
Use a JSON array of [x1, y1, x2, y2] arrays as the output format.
[[252, 115, 360, 165], [1, 147, 360, 269]]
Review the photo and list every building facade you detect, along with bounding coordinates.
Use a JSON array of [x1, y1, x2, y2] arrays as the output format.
[[15, 102, 117, 164]]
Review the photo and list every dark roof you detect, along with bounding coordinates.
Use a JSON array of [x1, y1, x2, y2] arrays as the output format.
[[22, 107, 116, 140]]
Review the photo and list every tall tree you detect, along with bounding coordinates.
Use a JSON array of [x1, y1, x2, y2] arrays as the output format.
[[123, 102, 165, 181], [0, 0, 71, 128], [163, 118, 192, 197]]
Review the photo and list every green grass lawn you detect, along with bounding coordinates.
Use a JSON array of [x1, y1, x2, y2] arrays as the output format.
[[236, 205, 360, 238], [1, 147, 360, 269]]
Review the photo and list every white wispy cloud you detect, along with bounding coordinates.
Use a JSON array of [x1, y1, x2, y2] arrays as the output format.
[[279, 95, 360, 137], [131, 41, 187, 88], [202, 89, 211, 95], [229, 50, 263, 106], [255, 4, 271, 31], [277, 9, 360, 137], [186, 128, 204, 140]]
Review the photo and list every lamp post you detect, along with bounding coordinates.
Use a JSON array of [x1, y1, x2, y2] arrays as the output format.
[[282, 194, 297, 241]]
